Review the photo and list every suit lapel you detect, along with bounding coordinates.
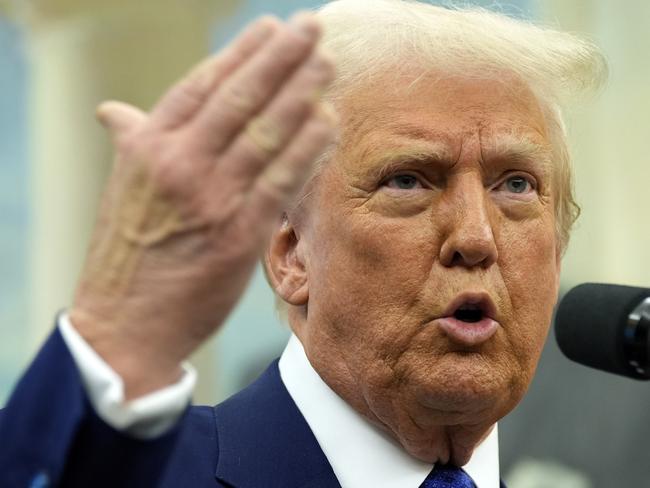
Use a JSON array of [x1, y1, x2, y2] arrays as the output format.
[[213, 360, 340, 488]]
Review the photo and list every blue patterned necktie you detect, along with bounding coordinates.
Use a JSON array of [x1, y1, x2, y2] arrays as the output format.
[[419, 464, 477, 488]]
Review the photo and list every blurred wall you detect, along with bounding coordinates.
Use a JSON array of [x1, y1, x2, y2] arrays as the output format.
[[0, 17, 28, 402], [548, 0, 650, 289]]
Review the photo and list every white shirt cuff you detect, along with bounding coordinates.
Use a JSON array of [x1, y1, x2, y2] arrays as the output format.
[[58, 313, 196, 439]]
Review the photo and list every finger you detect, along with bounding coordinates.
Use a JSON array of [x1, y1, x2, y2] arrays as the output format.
[[149, 16, 279, 130], [96, 101, 146, 139], [245, 104, 338, 223], [189, 13, 322, 152], [215, 49, 335, 186]]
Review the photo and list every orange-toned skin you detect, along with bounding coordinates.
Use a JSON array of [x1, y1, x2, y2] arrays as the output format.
[[268, 73, 561, 466]]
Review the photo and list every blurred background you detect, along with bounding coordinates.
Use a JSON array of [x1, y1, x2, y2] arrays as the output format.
[[1, 0, 649, 486]]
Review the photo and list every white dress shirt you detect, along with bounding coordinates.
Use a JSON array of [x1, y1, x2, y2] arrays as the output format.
[[58, 316, 500, 486], [58, 314, 196, 439]]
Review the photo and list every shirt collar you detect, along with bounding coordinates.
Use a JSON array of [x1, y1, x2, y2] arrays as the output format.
[[279, 334, 500, 488]]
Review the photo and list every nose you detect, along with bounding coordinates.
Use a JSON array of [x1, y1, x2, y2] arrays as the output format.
[[438, 175, 498, 269]]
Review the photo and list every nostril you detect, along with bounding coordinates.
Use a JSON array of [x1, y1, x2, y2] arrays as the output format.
[[450, 251, 464, 267]]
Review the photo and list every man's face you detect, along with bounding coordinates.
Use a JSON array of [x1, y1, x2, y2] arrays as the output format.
[[294, 72, 560, 464]]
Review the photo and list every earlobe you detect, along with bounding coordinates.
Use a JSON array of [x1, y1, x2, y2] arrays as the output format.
[[264, 215, 309, 306]]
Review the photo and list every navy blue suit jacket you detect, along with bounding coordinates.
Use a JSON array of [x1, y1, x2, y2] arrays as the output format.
[[0, 328, 339, 487], [0, 328, 505, 487]]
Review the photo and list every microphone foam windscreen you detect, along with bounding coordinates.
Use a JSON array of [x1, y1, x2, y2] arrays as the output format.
[[555, 283, 650, 379]]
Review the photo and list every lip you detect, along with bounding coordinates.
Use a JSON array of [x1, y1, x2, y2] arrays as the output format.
[[436, 292, 500, 346], [435, 316, 499, 346]]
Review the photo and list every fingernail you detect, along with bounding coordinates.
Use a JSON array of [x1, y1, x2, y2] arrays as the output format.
[[289, 12, 321, 40], [253, 16, 278, 40], [309, 46, 333, 64]]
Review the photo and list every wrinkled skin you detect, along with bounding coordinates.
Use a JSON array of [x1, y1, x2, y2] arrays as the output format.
[[70, 15, 337, 399], [269, 72, 561, 466]]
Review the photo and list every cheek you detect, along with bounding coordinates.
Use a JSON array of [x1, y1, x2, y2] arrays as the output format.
[[309, 207, 437, 336], [343, 214, 435, 289], [499, 217, 559, 363]]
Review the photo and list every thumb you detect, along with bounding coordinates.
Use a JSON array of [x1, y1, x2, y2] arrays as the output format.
[[96, 101, 146, 138]]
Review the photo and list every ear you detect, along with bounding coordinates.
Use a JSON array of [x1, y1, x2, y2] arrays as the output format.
[[264, 214, 309, 306]]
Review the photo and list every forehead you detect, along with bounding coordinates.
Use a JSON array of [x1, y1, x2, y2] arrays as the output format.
[[334, 71, 552, 170]]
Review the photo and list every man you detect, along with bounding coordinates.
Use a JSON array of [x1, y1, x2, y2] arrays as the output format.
[[0, 0, 606, 487]]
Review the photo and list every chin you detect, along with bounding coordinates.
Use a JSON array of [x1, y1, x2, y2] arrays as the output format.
[[409, 354, 523, 420]]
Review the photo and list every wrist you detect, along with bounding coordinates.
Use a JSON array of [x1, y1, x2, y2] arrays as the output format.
[[69, 307, 186, 400]]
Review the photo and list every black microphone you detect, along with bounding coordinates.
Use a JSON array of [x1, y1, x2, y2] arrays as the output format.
[[555, 283, 650, 380]]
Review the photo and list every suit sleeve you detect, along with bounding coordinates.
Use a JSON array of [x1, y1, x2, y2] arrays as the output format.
[[0, 326, 188, 488], [58, 314, 195, 439]]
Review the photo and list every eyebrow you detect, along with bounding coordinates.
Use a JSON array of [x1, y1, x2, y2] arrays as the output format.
[[381, 124, 552, 171], [486, 133, 553, 169], [369, 144, 454, 181]]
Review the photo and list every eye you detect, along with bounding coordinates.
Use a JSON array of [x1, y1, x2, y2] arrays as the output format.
[[384, 174, 423, 190], [498, 175, 535, 195]]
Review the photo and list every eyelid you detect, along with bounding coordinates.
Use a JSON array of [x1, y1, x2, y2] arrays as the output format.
[[493, 172, 538, 192], [380, 170, 431, 189]]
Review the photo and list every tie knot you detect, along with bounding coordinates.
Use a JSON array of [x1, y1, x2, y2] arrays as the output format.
[[419, 464, 477, 488]]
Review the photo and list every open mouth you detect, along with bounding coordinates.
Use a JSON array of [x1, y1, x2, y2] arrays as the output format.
[[438, 293, 499, 345], [453, 304, 484, 323], [443, 294, 496, 324]]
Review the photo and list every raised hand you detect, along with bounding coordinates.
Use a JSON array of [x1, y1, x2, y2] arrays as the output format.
[[69, 14, 336, 399]]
